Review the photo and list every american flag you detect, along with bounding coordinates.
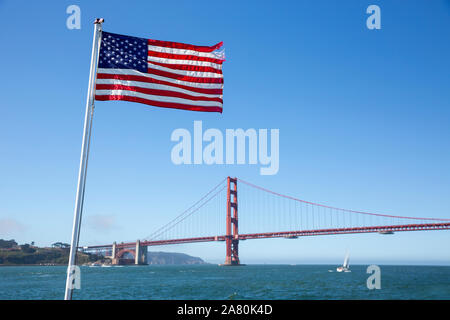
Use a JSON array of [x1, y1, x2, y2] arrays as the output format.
[[95, 31, 225, 113]]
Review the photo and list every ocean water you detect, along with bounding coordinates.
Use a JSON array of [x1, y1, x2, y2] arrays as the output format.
[[0, 265, 449, 300]]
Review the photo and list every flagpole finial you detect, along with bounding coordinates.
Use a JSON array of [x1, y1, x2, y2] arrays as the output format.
[[94, 18, 104, 24]]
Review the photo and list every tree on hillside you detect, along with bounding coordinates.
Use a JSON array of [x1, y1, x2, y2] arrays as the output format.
[[0, 239, 18, 249], [51, 242, 70, 249], [20, 244, 36, 253]]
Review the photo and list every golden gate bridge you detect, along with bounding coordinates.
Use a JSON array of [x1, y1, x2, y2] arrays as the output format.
[[82, 177, 450, 265]]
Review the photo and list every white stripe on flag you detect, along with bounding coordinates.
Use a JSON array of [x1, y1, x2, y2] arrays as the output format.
[[147, 62, 223, 78], [147, 56, 223, 70], [97, 68, 224, 89], [96, 78, 223, 98], [95, 89, 223, 107], [148, 45, 224, 59]]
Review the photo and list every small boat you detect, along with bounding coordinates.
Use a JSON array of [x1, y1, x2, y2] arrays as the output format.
[[89, 262, 101, 267], [336, 252, 350, 272]]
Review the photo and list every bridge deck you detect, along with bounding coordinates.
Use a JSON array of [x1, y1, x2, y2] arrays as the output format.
[[83, 222, 450, 250]]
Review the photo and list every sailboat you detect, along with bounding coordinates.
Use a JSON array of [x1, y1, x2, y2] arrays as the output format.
[[336, 252, 350, 272]]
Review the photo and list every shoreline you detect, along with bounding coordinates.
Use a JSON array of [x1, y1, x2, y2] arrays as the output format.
[[1, 263, 450, 267]]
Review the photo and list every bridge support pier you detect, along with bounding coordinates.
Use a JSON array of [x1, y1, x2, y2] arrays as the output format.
[[110, 240, 147, 265], [111, 241, 116, 259], [135, 240, 147, 265], [223, 177, 241, 266]]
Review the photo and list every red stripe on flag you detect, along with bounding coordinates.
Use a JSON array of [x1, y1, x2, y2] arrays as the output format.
[[148, 60, 222, 74], [148, 39, 223, 53], [95, 84, 223, 103], [146, 67, 223, 84], [147, 50, 224, 65], [95, 95, 223, 113], [96, 73, 223, 95]]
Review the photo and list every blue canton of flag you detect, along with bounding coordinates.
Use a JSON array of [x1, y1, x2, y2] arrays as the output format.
[[98, 32, 147, 73]]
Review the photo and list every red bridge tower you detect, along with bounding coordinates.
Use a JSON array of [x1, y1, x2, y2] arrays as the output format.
[[224, 177, 240, 265]]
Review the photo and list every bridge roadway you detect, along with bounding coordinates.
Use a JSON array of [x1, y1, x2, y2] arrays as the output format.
[[83, 222, 450, 251]]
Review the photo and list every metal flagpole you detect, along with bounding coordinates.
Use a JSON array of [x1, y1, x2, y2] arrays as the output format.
[[64, 18, 104, 300]]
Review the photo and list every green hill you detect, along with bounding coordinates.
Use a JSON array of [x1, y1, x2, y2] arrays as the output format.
[[0, 239, 100, 266]]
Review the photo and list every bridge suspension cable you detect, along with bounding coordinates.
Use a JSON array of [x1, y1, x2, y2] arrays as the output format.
[[143, 178, 227, 241], [237, 178, 450, 236], [238, 178, 450, 221]]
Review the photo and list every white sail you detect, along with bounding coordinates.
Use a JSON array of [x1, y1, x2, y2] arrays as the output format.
[[343, 252, 350, 268]]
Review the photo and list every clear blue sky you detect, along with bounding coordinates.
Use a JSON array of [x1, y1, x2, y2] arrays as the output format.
[[1, 0, 450, 265]]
